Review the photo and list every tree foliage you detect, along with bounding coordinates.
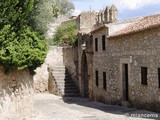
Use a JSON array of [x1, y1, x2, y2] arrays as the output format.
[[0, 0, 47, 73], [52, 22, 78, 46], [29, 0, 75, 35]]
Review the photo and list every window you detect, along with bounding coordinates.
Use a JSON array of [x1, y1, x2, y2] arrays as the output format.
[[102, 35, 106, 51], [95, 70, 98, 86], [141, 67, 147, 85], [158, 68, 160, 88], [103, 72, 106, 89], [95, 38, 98, 51]]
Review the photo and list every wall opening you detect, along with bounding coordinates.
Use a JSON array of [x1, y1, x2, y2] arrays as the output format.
[[81, 51, 89, 97]]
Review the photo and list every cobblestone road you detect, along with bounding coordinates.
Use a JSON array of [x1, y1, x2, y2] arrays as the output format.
[[29, 93, 160, 120]]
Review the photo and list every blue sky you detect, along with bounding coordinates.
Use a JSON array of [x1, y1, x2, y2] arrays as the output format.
[[70, 0, 160, 20]]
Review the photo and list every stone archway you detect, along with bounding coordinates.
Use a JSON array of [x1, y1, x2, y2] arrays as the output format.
[[81, 51, 89, 97]]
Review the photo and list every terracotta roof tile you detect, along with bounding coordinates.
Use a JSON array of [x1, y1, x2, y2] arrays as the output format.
[[111, 14, 160, 37]]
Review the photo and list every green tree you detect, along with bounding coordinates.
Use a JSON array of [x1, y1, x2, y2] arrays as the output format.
[[29, 0, 75, 35], [52, 22, 78, 46], [0, 0, 47, 73]]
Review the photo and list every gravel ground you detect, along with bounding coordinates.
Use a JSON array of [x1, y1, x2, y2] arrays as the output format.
[[28, 93, 160, 120]]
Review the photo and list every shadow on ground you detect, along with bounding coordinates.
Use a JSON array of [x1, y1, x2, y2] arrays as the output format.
[[62, 96, 160, 120]]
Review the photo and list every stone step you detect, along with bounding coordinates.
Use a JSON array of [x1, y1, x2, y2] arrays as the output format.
[[58, 83, 78, 88], [52, 73, 66, 76], [52, 69, 66, 73], [62, 93, 80, 97], [52, 73, 71, 77], [56, 81, 75, 85], [50, 66, 80, 97], [60, 87, 79, 92], [52, 67, 65, 70], [52, 71, 66, 75], [52, 66, 65, 69], [60, 89, 79, 93], [54, 76, 66, 80]]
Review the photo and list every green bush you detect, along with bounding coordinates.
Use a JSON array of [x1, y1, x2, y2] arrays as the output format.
[[0, 0, 48, 73], [0, 25, 47, 73], [52, 22, 78, 46]]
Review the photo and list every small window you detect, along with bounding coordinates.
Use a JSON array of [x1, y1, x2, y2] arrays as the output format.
[[95, 38, 98, 51], [102, 35, 106, 51], [103, 72, 106, 89], [141, 67, 147, 85], [95, 70, 98, 86], [158, 68, 160, 88]]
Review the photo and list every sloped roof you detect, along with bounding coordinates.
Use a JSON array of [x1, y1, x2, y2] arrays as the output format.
[[109, 14, 160, 38]]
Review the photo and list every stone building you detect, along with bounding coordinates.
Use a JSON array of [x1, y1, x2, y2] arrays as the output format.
[[107, 14, 160, 111], [77, 5, 120, 98], [89, 14, 160, 112], [74, 4, 160, 112]]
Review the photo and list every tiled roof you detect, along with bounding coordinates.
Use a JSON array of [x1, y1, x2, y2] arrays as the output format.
[[109, 14, 160, 37]]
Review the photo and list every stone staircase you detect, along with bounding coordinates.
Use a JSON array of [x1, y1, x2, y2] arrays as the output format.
[[50, 65, 80, 97]]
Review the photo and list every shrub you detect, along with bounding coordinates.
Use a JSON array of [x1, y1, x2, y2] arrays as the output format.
[[52, 22, 78, 46]]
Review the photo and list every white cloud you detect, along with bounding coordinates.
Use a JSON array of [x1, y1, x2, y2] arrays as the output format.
[[71, 9, 81, 16], [109, 0, 160, 10]]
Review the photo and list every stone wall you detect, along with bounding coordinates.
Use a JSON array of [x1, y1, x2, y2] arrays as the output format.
[[0, 67, 34, 119], [108, 26, 160, 111], [34, 46, 79, 93], [34, 46, 64, 93], [63, 46, 78, 86], [92, 28, 112, 103], [78, 11, 97, 33]]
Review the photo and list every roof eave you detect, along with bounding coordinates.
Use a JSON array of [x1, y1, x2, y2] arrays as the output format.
[[91, 25, 108, 34], [108, 24, 160, 39]]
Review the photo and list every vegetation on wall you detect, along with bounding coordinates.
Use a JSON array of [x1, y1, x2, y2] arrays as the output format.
[[52, 22, 78, 46], [0, 0, 47, 73]]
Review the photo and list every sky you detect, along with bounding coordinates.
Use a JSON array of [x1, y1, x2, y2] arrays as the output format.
[[70, 0, 160, 20]]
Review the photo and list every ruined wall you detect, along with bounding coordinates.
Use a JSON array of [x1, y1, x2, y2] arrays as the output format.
[[0, 67, 34, 119], [108, 26, 160, 111]]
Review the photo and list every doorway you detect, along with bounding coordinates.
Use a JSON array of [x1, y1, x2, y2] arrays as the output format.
[[81, 51, 89, 97], [122, 64, 129, 101]]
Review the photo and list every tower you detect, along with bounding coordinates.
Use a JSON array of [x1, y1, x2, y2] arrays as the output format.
[[104, 6, 110, 23], [109, 4, 118, 23]]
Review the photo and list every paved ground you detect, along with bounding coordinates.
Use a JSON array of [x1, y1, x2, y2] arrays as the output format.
[[29, 93, 160, 120]]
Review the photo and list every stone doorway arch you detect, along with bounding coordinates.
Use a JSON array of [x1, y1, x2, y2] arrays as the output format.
[[81, 51, 89, 97]]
